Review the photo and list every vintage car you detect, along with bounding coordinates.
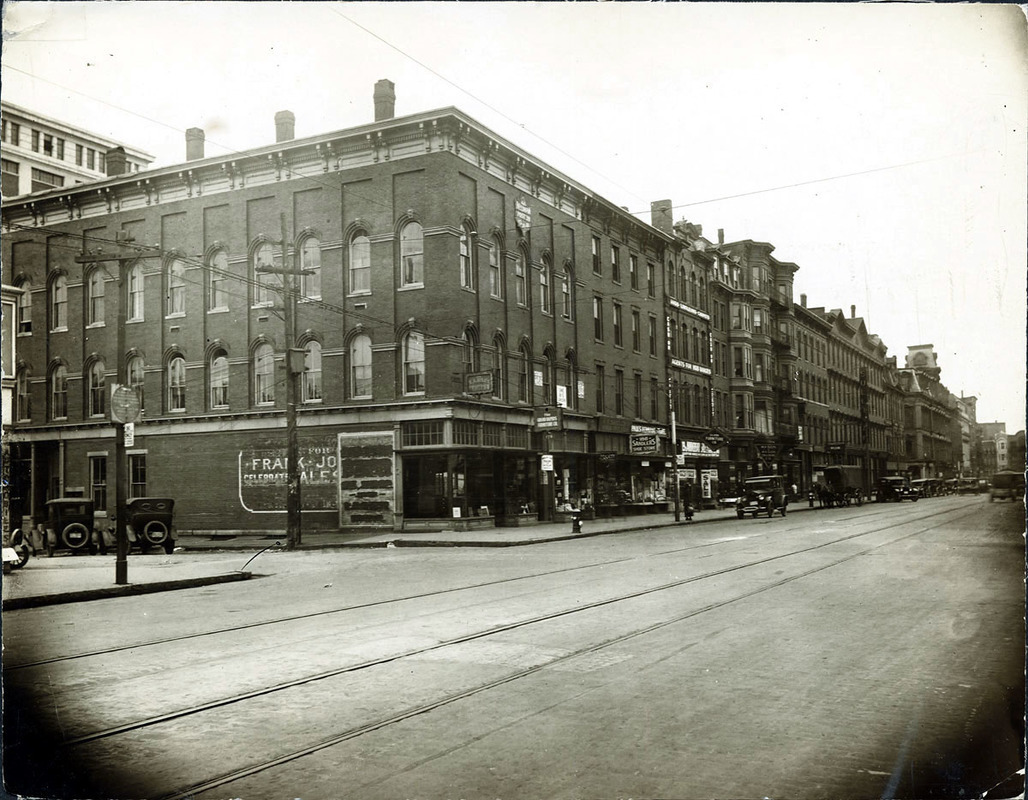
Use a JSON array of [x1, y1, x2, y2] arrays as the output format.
[[736, 475, 788, 518], [126, 497, 176, 554], [2, 528, 31, 572], [43, 498, 103, 556], [876, 476, 919, 502], [989, 471, 1025, 502]]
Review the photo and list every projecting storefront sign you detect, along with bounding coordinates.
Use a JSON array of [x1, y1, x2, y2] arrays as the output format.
[[465, 371, 494, 394], [534, 409, 562, 430], [682, 440, 720, 458], [630, 434, 658, 454]]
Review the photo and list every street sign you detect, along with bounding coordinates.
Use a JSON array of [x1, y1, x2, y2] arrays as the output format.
[[123, 422, 134, 447], [110, 384, 141, 424], [540, 454, 554, 471]]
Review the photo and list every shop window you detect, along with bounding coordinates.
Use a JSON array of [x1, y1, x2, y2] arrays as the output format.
[[506, 426, 528, 449], [483, 422, 503, 447], [90, 456, 108, 512], [129, 454, 147, 498], [454, 420, 480, 446], [402, 420, 444, 447]]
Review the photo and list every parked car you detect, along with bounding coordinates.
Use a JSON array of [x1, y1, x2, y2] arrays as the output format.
[[43, 498, 103, 556], [736, 475, 788, 518], [876, 476, 919, 502], [822, 465, 867, 507], [989, 471, 1025, 502], [126, 497, 176, 554], [2, 528, 31, 572]]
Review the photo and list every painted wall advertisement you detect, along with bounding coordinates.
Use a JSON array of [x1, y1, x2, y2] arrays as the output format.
[[238, 438, 339, 512]]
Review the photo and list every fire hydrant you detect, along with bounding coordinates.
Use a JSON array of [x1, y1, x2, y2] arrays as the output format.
[[571, 509, 583, 533]]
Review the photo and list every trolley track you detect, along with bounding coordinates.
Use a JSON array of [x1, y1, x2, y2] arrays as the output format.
[[4, 500, 944, 672], [36, 505, 975, 757]]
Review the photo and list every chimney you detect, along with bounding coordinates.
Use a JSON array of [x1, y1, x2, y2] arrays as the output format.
[[186, 127, 205, 161], [800, 293, 807, 308], [275, 110, 295, 143], [649, 199, 673, 235], [851, 304, 856, 318], [105, 146, 128, 177], [374, 79, 396, 121], [717, 228, 724, 245]]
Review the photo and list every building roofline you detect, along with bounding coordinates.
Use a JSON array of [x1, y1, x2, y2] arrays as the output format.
[[1, 99, 155, 161]]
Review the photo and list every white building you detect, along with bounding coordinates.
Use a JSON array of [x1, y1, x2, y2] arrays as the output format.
[[1, 101, 154, 198]]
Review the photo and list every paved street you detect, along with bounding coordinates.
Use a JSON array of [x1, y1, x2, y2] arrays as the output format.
[[3, 495, 1024, 800]]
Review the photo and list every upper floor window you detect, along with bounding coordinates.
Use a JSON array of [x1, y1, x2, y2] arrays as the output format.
[[210, 353, 229, 409], [166, 259, 186, 316], [400, 221, 424, 286], [629, 255, 639, 290], [254, 344, 275, 405], [300, 237, 321, 300], [402, 331, 425, 394], [459, 227, 475, 290], [50, 275, 68, 331], [51, 364, 68, 419], [667, 260, 676, 299], [350, 334, 372, 399], [15, 368, 31, 421], [591, 236, 601, 275], [612, 302, 623, 347], [128, 264, 145, 321], [209, 251, 228, 311], [253, 243, 276, 306], [127, 355, 145, 413], [87, 270, 105, 326], [560, 269, 572, 319], [647, 262, 655, 298], [488, 239, 503, 299], [16, 279, 31, 334], [611, 246, 621, 283], [631, 310, 641, 352], [515, 250, 527, 306], [302, 341, 323, 403], [593, 297, 604, 341], [492, 337, 506, 401], [349, 233, 371, 294], [168, 356, 186, 412], [539, 259, 551, 314], [88, 360, 107, 417], [517, 344, 531, 403]]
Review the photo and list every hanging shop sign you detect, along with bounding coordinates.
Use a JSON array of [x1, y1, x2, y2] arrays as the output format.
[[465, 371, 495, 395], [682, 440, 720, 458], [534, 408, 562, 431]]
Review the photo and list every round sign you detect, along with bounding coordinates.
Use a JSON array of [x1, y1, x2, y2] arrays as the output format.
[[111, 385, 142, 424]]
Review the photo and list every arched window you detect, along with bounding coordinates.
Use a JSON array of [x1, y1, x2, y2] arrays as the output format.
[[300, 237, 321, 300], [16, 279, 32, 334], [488, 238, 503, 299], [402, 331, 425, 394], [560, 267, 572, 319], [253, 243, 276, 305], [565, 351, 578, 410], [50, 275, 68, 331], [667, 260, 676, 299], [128, 264, 145, 321], [349, 233, 371, 294], [350, 334, 372, 399], [302, 341, 322, 402], [541, 350, 554, 406], [539, 258, 551, 314], [515, 249, 527, 306], [210, 352, 229, 409], [51, 364, 68, 419], [492, 336, 506, 400], [517, 343, 531, 403], [254, 344, 275, 405], [692, 327, 700, 362], [166, 259, 186, 316], [127, 355, 145, 412], [87, 270, 105, 326], [209, 251, 228, 311], [88, 359, 106, 417], [461, 328, 480, 373], [400, 221, 423, 286], [459, 226, 475, 290], [167, 355, 186, 412], [15, 368, 31, 421]]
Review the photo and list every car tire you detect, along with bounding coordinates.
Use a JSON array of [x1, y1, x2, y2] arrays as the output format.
[[142, 520, 170, 547], [61, 522, 91, 550]]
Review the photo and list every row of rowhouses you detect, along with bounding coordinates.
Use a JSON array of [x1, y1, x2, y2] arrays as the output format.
[[1, 81, 983, 537]]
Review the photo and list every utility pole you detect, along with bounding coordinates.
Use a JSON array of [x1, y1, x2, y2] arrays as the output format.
[[668, 374, 681, 522], [257, 214, 308, 549]]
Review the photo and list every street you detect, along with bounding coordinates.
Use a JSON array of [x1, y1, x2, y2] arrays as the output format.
[[3, 495, 1024, 800]]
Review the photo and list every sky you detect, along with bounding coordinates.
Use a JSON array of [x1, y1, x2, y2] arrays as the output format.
[[3, 1, 1026, 430]]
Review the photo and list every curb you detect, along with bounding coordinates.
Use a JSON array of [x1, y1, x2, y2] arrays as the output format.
[[2, 571, 253, 611]]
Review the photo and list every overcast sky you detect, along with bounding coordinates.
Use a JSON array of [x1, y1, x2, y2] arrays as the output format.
[[3, 2, 1025, 430]]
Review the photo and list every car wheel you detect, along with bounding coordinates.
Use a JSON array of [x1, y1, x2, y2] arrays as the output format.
[[11, 544, 30, 569], [143, 520, 170, 548], [61, 522, 91, 550]]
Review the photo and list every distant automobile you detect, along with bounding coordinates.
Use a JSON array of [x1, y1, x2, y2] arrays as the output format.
[[736, 475, 788, 518], [877, 476, 919, 502], [989, 471, 1025, 502]]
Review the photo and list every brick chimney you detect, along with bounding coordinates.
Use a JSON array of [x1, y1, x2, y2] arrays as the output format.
[[800, 293, 807, 308], [105, 146, 128, 177], [650, 200, 673, 235], [374, 79, 396, 121], [851, 304, 856, 318], [717, 228, 724, 245], [186, 127, 205, 161], [275, 110, 295, 143]]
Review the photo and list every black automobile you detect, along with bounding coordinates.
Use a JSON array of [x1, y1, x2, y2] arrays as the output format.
[[43, 498, 103, 556], [126, 497, 176, 554], [876, 476, 919, 502], [736, 475, 788, 518]]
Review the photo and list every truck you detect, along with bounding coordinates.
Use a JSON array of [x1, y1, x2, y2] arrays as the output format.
[[821, 465, 867, 507]]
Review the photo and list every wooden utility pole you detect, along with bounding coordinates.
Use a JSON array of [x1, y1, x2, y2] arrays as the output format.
[[668, 374, 681, 522]]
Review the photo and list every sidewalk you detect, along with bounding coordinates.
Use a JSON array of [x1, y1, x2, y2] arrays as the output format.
[[2, 502, 815, 610]]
